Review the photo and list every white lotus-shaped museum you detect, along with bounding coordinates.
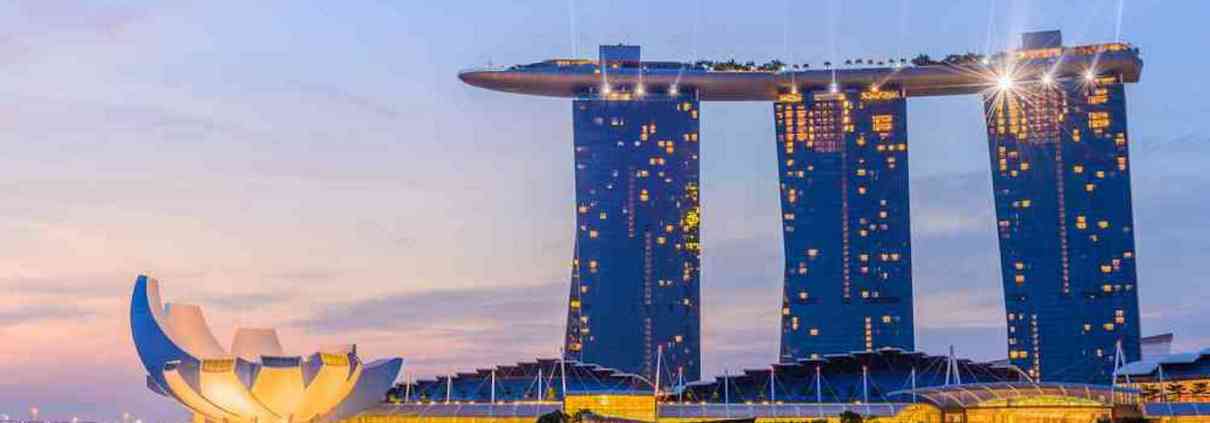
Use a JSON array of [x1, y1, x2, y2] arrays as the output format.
[[130, 275, 403, 423]]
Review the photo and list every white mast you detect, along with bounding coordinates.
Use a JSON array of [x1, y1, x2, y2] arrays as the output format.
[[723, 368, 731, 408], [945, 345, 962, 386], [815, 364, 823, 418], [769, 365, 776, 403], [862, 365, 869, 404], [491, 369, 497, 404], [560, 348, 568, 402], [1159, 363, 1167, 402], [654, 346, 663, 401], [677, 367, 684, 403], [446, 373, 453, 404], [721, 367, 730, 418], [1113, 339, 1131, 386], [538, 367, 544, 401], [404, 372, 413, 403], [910, 367, 917, 403]]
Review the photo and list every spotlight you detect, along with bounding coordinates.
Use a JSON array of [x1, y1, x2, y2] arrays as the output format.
[[997, 75, 1014, 91], [601, 84, 612, 95], [829, 82, 839, 94], [1084, 70, 1096, 82], [635, 84, 646, 96], [669, 85, 679, 96], [1041, 74, 1054, 86]]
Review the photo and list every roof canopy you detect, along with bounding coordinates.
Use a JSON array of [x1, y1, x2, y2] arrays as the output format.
[[887, 382, 1138, 410]]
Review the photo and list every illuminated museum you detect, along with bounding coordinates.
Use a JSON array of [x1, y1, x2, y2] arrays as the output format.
[[129, 275, 403, 423]]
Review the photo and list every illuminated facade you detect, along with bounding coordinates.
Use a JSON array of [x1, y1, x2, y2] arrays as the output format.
[[984, 66, 1141, 382], [129, 275, 403, 423], [459, 31, 1147, 388], [1118, 347, 1210, 403], [564, 46, 702, 383], [775, 88, 914, 361]]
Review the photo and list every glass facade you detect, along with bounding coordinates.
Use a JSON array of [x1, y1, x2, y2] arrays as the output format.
[[984, 76, 1141, 383], [775, 89, 914, 361], [564, 93, 702, 383]]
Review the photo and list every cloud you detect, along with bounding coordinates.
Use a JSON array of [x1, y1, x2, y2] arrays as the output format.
[[294, 282, 565, 333], [0, 303, 96, 327]]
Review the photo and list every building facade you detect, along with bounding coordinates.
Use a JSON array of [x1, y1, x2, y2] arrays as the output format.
[[460, 32, 1145, 387], [985, 73, 1141, 383], [776, 88, 914, 361], [564, 84, 703, 382]]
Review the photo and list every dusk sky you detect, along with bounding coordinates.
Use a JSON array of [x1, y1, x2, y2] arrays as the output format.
[[2, 1, 1209, 422]]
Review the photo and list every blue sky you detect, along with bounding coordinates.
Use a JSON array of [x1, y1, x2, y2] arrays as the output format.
[[1, 1, 1208, 422]]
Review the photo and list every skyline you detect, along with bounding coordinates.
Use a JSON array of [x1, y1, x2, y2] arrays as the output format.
[[3, 1, 1210, 422]]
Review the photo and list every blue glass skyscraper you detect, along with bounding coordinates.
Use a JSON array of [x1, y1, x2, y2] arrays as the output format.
[[563, 46, 702, 383], [775, 88, 914, 361], [984, 73, 1141, 383]]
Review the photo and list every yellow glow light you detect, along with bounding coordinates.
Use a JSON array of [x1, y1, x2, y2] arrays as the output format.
[[635, 85, 645, 96], [601, 84, 612, 94]]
